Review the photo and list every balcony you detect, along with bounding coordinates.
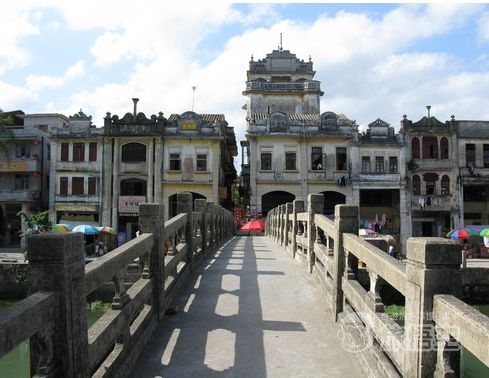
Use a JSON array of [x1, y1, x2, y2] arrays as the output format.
[[0, 159, 42, 173], [0, 190, 40, 202], [412, 194, 453, 210], [353, 172, 402, 184], [245, 80, 321, 92], [164, 170, 213, 183]]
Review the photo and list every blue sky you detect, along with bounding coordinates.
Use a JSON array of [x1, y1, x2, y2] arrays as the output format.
[[2, 2, 489, 168]]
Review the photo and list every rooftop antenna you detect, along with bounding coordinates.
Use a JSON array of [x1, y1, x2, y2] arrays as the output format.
[[279, 33, 283, 51], [192, 86, 197, 112]]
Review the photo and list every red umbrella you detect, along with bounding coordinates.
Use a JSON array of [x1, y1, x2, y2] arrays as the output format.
[[240, 219, 265, 232]]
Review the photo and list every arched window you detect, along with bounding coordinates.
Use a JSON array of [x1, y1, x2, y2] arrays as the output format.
[[440, 137, 449, 159], [441, 175, 450, 195], [411, 137, 420, 159], [412, 175, 421, 195], [121, 142, 146, 162], [423, 172, 439, 195], [422, 136, 438, 159]]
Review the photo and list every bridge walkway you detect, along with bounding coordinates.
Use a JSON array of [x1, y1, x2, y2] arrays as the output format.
[[129, 235, 363, 377]]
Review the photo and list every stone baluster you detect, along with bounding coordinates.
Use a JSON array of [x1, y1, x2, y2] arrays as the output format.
[[367, 271, 384, 312], [307, 194, 323, 273]]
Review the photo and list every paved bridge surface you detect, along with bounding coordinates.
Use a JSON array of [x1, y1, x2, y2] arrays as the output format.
[[129, 235, 363, 377]]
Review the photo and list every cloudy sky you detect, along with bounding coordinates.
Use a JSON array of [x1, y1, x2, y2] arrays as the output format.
[[2, 2, 489, 169]]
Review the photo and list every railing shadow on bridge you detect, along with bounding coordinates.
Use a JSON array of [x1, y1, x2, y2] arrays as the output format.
[[0, 192, 235, 377], [266, 193, 489, 377], [128, 235, 308, 377]]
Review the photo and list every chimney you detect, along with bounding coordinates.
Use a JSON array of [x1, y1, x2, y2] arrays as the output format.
[[426, 105, 431, 118], [132, 98, 139, 117]]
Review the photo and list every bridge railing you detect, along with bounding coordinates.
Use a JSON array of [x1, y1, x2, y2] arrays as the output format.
[[0, 192, 235, 377], [266, 193, 489, 377]]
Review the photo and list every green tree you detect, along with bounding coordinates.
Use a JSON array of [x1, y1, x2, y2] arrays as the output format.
[[16, 210, 50, 250], [0, 109, 15, 158]]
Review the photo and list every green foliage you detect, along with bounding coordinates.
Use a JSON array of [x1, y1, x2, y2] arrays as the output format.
[[16, 210, 49, 238], [86, 300, 111, 313], [384, 304, 405, 325]]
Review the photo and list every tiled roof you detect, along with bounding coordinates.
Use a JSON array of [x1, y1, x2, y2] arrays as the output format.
[[168, 114, 226, 123]]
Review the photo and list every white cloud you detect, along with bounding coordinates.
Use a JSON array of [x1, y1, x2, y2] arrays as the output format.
[[0, 3, 40, 75], [3, 2, 489, 161], [26, 60, 85, 91]]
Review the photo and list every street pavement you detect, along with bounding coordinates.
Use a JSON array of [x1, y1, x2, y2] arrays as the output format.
[[129, 235, 363, 378]]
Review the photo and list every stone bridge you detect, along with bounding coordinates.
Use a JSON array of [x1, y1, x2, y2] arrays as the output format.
[[1, 193, 489, 377]]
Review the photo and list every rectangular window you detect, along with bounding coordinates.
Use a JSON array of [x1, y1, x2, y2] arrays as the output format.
[[285, 152, 296, 170], [89, 143, 97, 162], [311, 147, 322, 170], [196, 154, 207, 171], [375, 156, 384, 173], [61, 143, 69, 161], [14, 174, 29, 190], [15, 144, 30, 158], [60, 177, 68, 196], [361, 156, 370, 173], [169, 153, 181, 170], [336, 147, 347, 170], [261, 152, 272, 170], [484, 145, 489, 168], [466, 144, 476, 164], [389, 157, 398, 173], [72, 177, 84, 195], [88, 177, 96, 195], [73, 143, 85, 162]]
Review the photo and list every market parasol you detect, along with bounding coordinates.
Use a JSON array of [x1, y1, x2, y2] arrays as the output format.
[[97, 226, 116, 235], [72, 224, 100, 235], [240, 219, 265, 232], [359, 228, 376, 237], [48, 224, 71, 234], [445, 228, 477, 240]]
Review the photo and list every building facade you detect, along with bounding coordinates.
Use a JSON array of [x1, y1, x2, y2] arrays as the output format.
[[48, 99, 237, 245], [0, 111, 68, 248]]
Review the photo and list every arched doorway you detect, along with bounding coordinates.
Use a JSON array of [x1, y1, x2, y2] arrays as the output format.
[[261, 191, 295, 217]]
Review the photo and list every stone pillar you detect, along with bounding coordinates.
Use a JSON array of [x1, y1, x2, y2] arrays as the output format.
[[111, 138, 119, 228], [284, 203, 292, 249], [27, 233, 88, 378], [154, 138, 163, 204], [307, 194, 323, 273], [177, 192, 193, 268], [332, 205, 359, 321], [147, 140, 154, 203], [292, 199, 304, 258], [194, 199, 207, 257], [403, 237, 461, 377], [138, 203, 165, 320]]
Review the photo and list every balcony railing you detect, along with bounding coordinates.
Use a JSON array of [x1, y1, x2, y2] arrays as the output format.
[[164, 170, 213, 183], [412, 194, 453, 210]]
